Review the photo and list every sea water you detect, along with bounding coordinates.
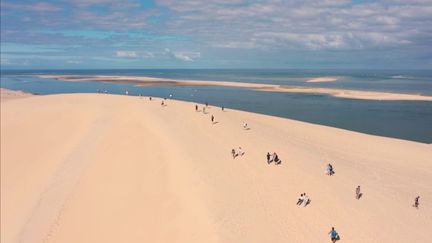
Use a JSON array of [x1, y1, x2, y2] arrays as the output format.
[[1, 69, 432, 143]]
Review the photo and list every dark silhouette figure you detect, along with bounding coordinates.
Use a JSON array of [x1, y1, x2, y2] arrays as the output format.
[[231, 149, 237, 159], [413, 196, 420, 209], [266, 152, 271, 164], [195, 104, 198, 111], [149, 97, 152, 101], [356, 186, 362, 199], [211, 115, 215, 123], [222, 106, 225, 111]]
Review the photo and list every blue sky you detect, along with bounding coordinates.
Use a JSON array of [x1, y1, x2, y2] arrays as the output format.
[[1, 0, 431, 69]]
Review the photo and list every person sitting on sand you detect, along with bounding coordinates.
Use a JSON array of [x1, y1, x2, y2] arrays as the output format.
[[328, 227, 340, 243], [238, 147, 244, 156], [413, 196, 420, 209], [231, 149, 237, 159], [356, 186, 361, 199], [243, 122, 248, 130], [273, 152, 281, 165], [297, 194, 304, 205]]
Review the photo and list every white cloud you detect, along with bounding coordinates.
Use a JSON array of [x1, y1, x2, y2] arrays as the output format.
[[115, 51, 155, 58], [164, 48, 200, 61]]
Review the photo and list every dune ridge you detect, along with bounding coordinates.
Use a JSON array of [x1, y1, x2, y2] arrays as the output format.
[[2, 93, 432, 243]]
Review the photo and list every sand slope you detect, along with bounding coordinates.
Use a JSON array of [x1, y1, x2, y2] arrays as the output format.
[[1, 94, 431, 243]]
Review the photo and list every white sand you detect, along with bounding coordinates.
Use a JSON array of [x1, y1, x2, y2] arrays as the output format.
[[306, 77, 339, 83], [40, 75, 432, 101], [2, 93, 432, 243]]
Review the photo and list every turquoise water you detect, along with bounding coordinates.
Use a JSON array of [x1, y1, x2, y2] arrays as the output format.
[[1, 69, 432, 143]]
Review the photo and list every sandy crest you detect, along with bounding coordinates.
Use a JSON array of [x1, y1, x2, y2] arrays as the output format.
[[1, 93, 431, 243]]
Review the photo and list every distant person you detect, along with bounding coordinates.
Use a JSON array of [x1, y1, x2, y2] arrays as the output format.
[[231, 149, 237, 159], [195, 104, 198, 111], [125, 90, 129, 95], [161, 100, 165, 106], [297, 194, 304, 205], [413, 196, 420, 209], [329, 164, 334, 175], [222, 106, 225, 111], [303, 194, 311, 207], [328, 227, 340, 243], [169, 94, 173, 99], [266, 152, 272, 164], [205, 102, 208, 107], [273, 152, 281, 165], [149, 96, 152, 101], [211, 115, 215, 123], [238, 147, 244, 156], [356, 186, 361, 199], [243, 122, 248, 130]]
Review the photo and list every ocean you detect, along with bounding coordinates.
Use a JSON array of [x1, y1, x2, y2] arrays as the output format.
[[1, 69, 432, 143]]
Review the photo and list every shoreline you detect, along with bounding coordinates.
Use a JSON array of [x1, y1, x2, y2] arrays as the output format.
[[2, 93, 431, 243], [39, 74, 432, 101]]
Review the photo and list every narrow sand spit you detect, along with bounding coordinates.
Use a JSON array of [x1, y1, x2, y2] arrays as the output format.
[[306, 77, 339, 83], [40, 75, 432, 101], [0, 88, 33, 102], [2, 93, 431, 243]]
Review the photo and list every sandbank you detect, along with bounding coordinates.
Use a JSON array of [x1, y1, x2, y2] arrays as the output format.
[[0, 88, 33, 102], [40, 75, 432, 101], [306, 77, 339, 83]]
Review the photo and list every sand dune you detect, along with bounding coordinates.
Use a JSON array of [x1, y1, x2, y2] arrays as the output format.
[[40, 75, 432, 101], [2, 93, 432, 243]]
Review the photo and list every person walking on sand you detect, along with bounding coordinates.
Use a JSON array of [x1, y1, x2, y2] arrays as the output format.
[[211, 115, 215, 123], [296, 194, 304, 205], [356, 186, 361, 199], [328, 227, 340, 243], [149, 96, 152, 101], [413, 196, 420, 209], [231, 149, 237, 159], [195, 104, 198, 111], [303, 193, 310, 207], [266, 152, 272, 164]]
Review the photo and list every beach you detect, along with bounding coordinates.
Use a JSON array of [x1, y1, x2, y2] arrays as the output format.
[[40, 75, 432, 101], [1, 92, 432, 243]]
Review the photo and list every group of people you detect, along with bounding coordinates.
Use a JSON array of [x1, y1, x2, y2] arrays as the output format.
[[231, 147, 245, 159], [266, 152, 281, 165], [296, 193, 311, 207]]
